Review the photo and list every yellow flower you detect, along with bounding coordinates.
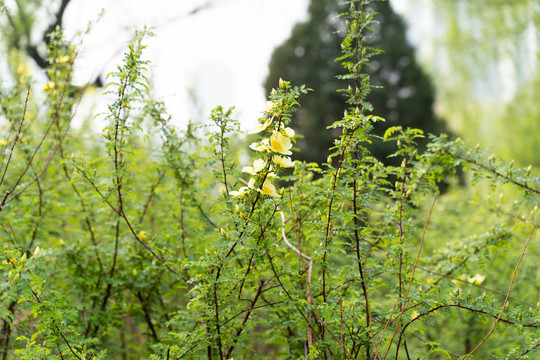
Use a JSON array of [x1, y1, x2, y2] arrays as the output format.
[[242, 159, 267, 175], [16, 63, 31, 77], [264, 101, 275, 113], [468, 274, 485, 285], [229, 186, 250, 197], [270, 131, 292, 155], [139, 231, 149, 241], [0, 140, 7, 147], [56, 55, 71, 63], [273, 155, 295, 168], [43, 81, 56, 91], [249, 139, 270, 152], [283, 127, 295, 138], [258, 179, 280, 197], [248, 119, 271, 134]]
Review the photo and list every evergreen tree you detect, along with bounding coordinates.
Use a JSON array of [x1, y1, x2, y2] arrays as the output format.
[[265, 0, 448, 165]]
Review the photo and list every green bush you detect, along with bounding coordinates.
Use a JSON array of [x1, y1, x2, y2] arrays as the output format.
[[0, 1, 538, 359]]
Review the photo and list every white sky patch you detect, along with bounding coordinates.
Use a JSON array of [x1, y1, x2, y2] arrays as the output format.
[[63, 0, 309, 130]]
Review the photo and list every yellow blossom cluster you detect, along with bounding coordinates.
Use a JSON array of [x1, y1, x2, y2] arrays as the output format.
[[16, 63, 31, 79], [230, 79, 296, 199], [43, 81, 57, 92]]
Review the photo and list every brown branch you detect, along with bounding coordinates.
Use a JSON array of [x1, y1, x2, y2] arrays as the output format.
[[450, 151, 540, 195], [266, 253, 311, 328], [4, 258, 82, 360], [392, 195, 439, 359], [515, 342, 539, 359], [213, 276, 224, 360], [396, 302, 539, 357], [352, 151, 375, 358], [138, 167, 166, 223], [136, 291, 159, 341], [0, 85, 30, 193], [3, 65, 87, 207], [224, 278, 266, 358], [464, 225, 538, 359], [237, 206, 278, 299], [280, 211, 314, 347], [281, 212, 355, 359]]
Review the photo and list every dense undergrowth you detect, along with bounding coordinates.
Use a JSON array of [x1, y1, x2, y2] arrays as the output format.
[[0, 1, 538, 359]]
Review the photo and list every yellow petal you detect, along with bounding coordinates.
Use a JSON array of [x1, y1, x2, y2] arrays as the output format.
[[249, 139, 270, 152], [273, 155, 295, 168], [57, 55, 71, 63], [468, 274, 485, 285], [229, 186, 250, 197], [242, 159, 267, 175], [43, 81, 56, 91], [270, 131, 292, 155], [264, 101, 275, 113], [259, 179, 280, 197], [248, 119, 271, 134], [283, 127, 295, 138]]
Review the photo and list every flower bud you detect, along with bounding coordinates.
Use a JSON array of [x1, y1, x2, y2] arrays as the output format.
[[139, 231, 148, 241], [279, 78, 285, 89]]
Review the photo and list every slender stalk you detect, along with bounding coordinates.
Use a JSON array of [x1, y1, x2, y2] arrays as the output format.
[[463, 225, 538, 359]]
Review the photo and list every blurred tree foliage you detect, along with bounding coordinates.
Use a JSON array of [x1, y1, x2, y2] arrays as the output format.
[[265, 0, 448, 165], [404, 0, 540, 166], [0, 0, 105, 86], [0, 1, 538, 359]]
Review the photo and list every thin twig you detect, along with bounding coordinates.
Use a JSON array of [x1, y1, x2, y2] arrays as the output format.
[[464, 225, 537, 359], [280, 211, 314, 347], [0, 86, 30, 191]]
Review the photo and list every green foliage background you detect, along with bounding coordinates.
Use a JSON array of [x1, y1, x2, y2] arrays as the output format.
[[264, 0, 448, 166], [403, 0, 540, 167], [0, 1, 539, 359]]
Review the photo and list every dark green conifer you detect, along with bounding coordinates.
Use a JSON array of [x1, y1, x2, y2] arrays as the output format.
[[265, 0, 449, 165]]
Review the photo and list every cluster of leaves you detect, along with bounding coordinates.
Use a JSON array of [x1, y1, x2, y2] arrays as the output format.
[[0, 1, 538, 359], [264, 0, 449, 166]]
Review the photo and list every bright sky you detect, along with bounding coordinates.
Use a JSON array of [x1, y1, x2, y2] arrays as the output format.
[[60, 0, 427, 131], [63, 0, 310, 130]]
